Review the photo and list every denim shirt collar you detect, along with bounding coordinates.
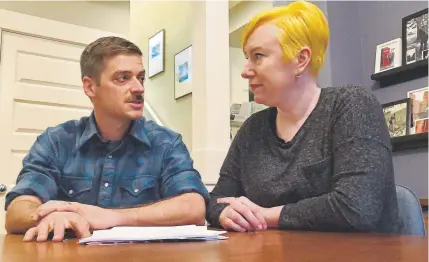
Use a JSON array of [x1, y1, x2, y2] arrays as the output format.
[[77, 112, 151, 149]]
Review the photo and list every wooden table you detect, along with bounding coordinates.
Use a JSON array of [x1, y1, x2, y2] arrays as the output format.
[[0, 230, 427, 262]]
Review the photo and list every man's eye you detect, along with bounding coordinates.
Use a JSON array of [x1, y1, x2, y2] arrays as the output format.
[[139, 75, 146, 82], [117, 75, 128, 82]]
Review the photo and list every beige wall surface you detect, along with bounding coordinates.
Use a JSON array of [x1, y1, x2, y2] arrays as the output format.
[[0, 1, 130, 35], [130, 1, 193, 149]]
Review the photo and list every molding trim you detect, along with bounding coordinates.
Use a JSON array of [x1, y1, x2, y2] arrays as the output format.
[[0, 8, 123, 45]]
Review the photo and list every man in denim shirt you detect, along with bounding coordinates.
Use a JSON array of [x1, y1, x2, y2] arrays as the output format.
[[5, 36, 210, 242]]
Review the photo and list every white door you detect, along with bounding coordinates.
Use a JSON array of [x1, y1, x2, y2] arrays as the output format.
[[0, 31, 93, 233]]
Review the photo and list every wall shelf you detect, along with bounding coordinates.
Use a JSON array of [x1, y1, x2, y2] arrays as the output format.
[[391, 132, 428, 152], [371, 59, 428, 87]]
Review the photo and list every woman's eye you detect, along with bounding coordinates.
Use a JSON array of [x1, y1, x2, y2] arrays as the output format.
[[255, 53, 264, 59]]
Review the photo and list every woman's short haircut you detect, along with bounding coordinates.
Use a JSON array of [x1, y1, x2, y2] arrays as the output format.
[[241, 1, 329, 77]]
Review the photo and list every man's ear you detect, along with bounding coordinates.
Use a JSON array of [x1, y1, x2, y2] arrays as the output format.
[[82, 76, 96, 100], [295, 47, 312, 77]]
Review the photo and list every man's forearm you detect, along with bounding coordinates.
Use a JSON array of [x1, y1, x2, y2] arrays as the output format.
[[5, 196, 42, 234], [113, 193, 206, 227]]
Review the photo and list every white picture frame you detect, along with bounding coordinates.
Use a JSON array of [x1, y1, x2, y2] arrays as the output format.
[[407, 86, 428, 134], [148, 29, 165, 78], [374, 38, 402, 73], [174, 45, 192, 99]]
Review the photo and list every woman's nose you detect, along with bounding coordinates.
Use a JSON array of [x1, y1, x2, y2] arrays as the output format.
[[241, 64, 255, 79]]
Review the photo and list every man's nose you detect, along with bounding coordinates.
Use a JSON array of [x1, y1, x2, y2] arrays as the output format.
[[131, 77, 144, 93]]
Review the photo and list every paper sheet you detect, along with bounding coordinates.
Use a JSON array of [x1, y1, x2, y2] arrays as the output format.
[[79, 225, 228, 245]]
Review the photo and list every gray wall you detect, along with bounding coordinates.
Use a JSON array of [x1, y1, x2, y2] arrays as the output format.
[[273, 1, 428, 198]]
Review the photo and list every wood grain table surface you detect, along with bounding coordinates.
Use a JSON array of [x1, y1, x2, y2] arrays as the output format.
[[0, 230, 427, 262]]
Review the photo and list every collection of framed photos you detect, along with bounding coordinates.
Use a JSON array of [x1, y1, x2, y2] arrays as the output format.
[[374, 8, 428, 73], [376, 8, 428, 139], [147, 29, 192, 100], [382, 87, 428, 138]]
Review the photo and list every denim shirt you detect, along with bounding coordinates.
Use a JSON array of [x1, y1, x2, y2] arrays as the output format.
[[5, 113, 209, 210]]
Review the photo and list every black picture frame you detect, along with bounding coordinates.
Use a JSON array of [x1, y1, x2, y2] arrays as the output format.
[[148, 29, 165, 78], [174, 45, 192, 100], [382, 98, 411, 138], [401, 8, 428, 66]]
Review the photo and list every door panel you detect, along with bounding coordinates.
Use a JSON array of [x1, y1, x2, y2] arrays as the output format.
[[0, 31, 91, 234]]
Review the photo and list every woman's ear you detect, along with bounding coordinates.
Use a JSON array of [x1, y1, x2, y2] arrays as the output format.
[[295, 47, 312, 77]]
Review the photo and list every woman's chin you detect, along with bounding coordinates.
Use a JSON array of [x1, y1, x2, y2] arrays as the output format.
[[254, 96, 273, 107]]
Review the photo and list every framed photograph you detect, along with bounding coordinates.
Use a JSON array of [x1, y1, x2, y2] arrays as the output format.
[[382, 98, 411, 138], [148, 29, 165, 78], [374, 38, 402, 73], [407, 86, 428, 134], [174, 45, 192, 99], [402, 8, 428, 65]]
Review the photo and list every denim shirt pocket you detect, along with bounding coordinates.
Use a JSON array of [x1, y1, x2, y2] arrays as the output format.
[[119, 176, 159, 207], [301, 157, 332, 197], [58, 176, 93, 202]]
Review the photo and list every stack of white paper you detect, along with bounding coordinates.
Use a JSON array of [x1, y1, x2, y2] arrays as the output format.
[[78, 225, 228, 245]]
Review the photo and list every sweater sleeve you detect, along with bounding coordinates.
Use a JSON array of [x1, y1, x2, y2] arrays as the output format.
[[278, 86, 396, 232], [205, 120, 248, 228]]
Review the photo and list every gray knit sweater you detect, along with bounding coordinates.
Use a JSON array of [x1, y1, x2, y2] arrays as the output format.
[[207, 86, 400, 234]]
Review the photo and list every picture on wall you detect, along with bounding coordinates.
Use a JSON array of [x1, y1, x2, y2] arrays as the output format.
[[382, 98, 411, 138], [374, 38, 402, 73], [174, 45, 192, 99], [402, 8, 428, 65], [148, 29, 165, 78], [407, 86, 428, 134]]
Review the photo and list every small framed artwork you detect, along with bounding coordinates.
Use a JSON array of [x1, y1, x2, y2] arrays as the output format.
[[382, 98, 411, 138], [174, 45, 192, 99], [148, 29, 165, 78], [402, 8, 428, 65], [407, 86, 428, 134], [374, 38, 402, 73]]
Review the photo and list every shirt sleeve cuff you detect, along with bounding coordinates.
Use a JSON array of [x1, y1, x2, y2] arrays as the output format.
[[4, 173, 57, 211], [278, 204, 303, 229], [161, 171, 210, 204]]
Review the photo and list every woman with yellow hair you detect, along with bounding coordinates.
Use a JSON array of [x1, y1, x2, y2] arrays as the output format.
[[206, 1, 400, 233]]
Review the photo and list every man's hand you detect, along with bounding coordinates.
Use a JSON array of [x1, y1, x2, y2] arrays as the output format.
[[36, 201, 121, 230], [217, 196, 267, 232], [23, 212, 91, 242]]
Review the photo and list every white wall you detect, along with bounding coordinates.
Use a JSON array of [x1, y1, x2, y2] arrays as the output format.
[[230, 47, 249, 105], [228, 1, 272, 105], [129, 1, 193, 150], [229, 0, 273, 33], [0, 1, 129, 35]]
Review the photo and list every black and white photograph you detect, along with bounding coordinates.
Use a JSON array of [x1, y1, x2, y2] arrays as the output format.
[[402, 8, 428, 64]]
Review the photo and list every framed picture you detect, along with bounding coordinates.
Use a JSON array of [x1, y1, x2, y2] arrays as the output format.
[[402, 8, 428, 65], [407, 86, 428, 134], [148, 29, 165, 78], [174, 45, 192, 99], [374, 38, 402, 73], [382, 98, 411, 138]]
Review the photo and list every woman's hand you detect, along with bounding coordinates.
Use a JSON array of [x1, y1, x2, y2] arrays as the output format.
[[217, 196, 268, 232]]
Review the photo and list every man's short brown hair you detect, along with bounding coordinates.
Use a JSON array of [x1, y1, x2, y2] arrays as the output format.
[[80, 36, 142, 85]]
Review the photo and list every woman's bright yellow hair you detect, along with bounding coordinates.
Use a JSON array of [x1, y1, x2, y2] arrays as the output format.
[[241, 1, 329, 77]]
